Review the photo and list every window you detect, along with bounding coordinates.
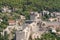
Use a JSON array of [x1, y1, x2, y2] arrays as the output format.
[[42, 23, 45, 26], [37, 17, 40, 19]]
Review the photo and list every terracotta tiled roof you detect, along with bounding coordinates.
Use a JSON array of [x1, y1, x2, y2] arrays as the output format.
[[8, 20, 15, 23]]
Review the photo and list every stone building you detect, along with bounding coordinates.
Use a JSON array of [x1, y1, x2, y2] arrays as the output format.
[[15, 20, 33, 40], [30, 12, 42, 21], [52, 12, 60, 22]]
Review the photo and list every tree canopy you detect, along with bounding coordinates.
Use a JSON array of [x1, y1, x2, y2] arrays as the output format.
[[35, 32, 60, 40], [0, 0, 60, 12]]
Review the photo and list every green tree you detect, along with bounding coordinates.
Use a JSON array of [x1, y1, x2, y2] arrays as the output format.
[[35, 32, 60, 40]]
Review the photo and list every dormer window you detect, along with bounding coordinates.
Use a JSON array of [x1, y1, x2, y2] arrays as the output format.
[[37, 17, 40, 19], [42, 23, 45, 26]]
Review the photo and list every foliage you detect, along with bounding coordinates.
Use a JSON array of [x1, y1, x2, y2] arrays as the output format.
[[0, 0, 60, 12], [0, 0, 60, 40], [0, 0, 60, 20], [0, 33, 9, 40], [0, 15, 8, 30], [35, 32, 60, 40]]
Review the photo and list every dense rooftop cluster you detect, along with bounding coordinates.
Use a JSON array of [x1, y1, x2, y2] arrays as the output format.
[[0, 0, 60, 40]]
